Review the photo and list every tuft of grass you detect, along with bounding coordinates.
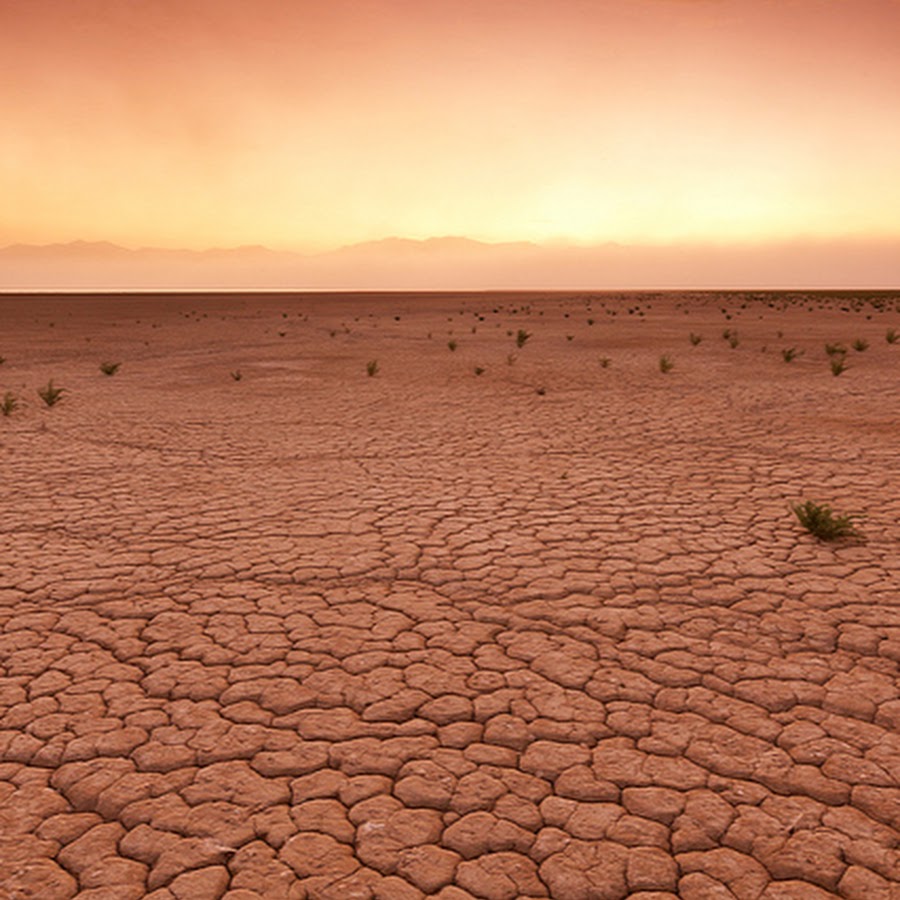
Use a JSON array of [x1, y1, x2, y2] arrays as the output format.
[[447, 340, 458, 352], [825, 342, 846, 357], [792, 500, 861, 541], [830, 357, 848, 376], [781, 347, 798, 362], [1, 391, 18, 416], [515, 329, 531, 349], [38, 380, 65, 407], [659, 354, 674, 373], [852, 338, 868, 352], [689, 333, 702, 346], [886, 328, 898, 344], [474, 366, 485, 376], [230, 370, 243, 381], [366, 360, 379, 377], [99, 361, 121, 376]]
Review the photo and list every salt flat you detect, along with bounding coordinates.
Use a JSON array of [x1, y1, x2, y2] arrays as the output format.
[[1, 290, 898, 899]]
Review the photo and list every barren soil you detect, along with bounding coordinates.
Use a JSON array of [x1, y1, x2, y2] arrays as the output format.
[[1, 290, 898, 899]]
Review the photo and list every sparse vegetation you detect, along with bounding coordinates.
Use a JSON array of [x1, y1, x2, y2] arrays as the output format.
[[781, 348, 798, 362], [599, 356, 611, 368], [825, 342, 847, 357], [852, 338, 868, 352], [689, 333, 702, 346], [515, 329, 531, 349], [830, 357, 848, 376], [474, 366, 485, 376], [366, 360, 379, 377], [659, 355, 674, 373], [447, 340, 457, 352], [99, 361, 121, 376], [886, 328, 898, 344], [230, 370, 242, 381], [1, 392, 18, 416], [792, 500, 861, 541], [38, 380, 65, 407]]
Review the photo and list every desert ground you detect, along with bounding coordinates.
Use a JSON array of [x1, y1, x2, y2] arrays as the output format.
[[0, 289, 898, 900]]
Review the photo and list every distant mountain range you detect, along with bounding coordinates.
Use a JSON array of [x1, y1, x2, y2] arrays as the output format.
[[2, 236, 899, 290]]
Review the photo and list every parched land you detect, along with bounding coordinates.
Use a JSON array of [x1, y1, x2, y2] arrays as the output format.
[[1, 290, 898, 899]]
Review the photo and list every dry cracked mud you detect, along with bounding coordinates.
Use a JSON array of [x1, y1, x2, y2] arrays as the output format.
[[1, 291, 898, 899]]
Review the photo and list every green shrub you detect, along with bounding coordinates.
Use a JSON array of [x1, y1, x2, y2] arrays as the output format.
[[781, 348, 798, 362], [38, 380, 65, 407], [825, 342, 846, 357], [1, 392, 18, 416], [792, 500, 861, 541], [830, 357, 847, 376], [852, 338, 868, 352], [516, 329, 531, 349]]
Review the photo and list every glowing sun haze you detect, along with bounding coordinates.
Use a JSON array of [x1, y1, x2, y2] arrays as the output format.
[[3, 0, 900, 255]]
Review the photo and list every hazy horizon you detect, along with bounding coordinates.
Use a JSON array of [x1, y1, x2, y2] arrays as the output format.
[[3, 234, 899, 292]]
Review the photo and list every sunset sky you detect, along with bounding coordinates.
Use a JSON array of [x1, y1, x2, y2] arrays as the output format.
[[3, 0, 900, 263]]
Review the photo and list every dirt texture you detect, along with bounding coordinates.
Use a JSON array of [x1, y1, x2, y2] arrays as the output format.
[[1, 290, 898, 899]]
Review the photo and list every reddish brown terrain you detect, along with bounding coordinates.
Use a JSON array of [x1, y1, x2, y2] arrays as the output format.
[[1, 290, 898, 899]]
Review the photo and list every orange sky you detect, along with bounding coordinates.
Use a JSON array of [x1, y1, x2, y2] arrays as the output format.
[[3, 0, 900, 257]]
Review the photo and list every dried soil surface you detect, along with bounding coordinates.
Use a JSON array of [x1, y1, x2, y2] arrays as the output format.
[[1, 290, 898, 899]]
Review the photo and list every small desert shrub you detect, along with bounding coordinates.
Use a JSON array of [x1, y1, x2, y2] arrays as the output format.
[[366, 360, 379, 377], [689, 333, 702, 346], [599, 356, 611, 368], [230, 370, 242, 381], [659, 355, 674, 373], [792, 500, 860, 541], [1, 392, 18, 416], [515, 329, 531, 349], [447, 340, 457, 352], [781, 348, 798, 362], [852, 338, 868, 352], [474, 366, 485, 376], [886, 328, 898, 344], [830, 357, 847, 376], [722, 328, 734, 341], [99, 361, 121, 376], [825, 342, 846, 357], [38, 380, 65, 407]]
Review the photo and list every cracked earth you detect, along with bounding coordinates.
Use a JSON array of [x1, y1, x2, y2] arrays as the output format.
[[1, 291, 898, 899]]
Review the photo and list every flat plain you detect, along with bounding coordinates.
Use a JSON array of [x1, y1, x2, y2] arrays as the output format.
[[1, 290, 898, 899]]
